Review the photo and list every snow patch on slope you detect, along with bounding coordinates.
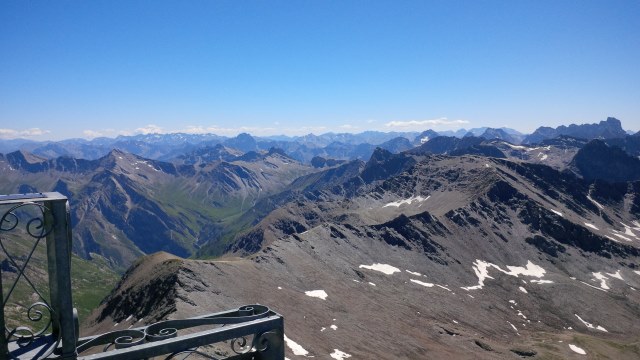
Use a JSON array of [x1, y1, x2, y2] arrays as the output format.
[[550, 209, 563, 217], [410, 279, 434, 287], [359, 263, 401, 275], [584, 223, 599, 230], [383, 195, 429, 208], [305, 290, 328, 300], [592, 273, 610, 290], [575, 314, 608, 332], [461, 260, 546, 291], [330, 349, 352, 359], [284, 334, 310, 356], [569, 344, 587, 355]]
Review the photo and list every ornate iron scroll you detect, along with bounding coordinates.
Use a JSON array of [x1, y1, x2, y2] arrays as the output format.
[[76, 305, 284, 359], [1, 201, 60, 358]]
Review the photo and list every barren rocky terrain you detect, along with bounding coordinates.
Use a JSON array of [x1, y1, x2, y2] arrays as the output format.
[[84, 151, 640, 359]]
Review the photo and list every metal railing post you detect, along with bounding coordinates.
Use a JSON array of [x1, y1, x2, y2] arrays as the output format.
[[0, 267, 8, 357], [45, 196, 77, 359]]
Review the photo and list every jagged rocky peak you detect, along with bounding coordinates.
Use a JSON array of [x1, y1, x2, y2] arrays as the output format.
[[223, 132, 258, 152], [4, 150, 49, 172], [479, 128, 523, 144], [5, 149, 46, 166], [414, 129, 440, 144], [97, 148, 169, 174], [524, 116, 628, 144]]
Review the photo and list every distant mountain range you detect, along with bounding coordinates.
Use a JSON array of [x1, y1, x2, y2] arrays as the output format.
[[1, 117, 635, 163], [0, 148, 314, 270], [3, 116, 640, 358], [1, 117, 638, 271]]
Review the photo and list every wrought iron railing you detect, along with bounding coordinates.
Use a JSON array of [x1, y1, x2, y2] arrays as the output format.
[[1, 192, 284, 359]]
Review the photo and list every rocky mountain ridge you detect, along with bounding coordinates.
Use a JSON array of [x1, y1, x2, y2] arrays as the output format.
[[85, 150, 640, 359], [523, 117, 628, 144], [0, 148, 316, 270]]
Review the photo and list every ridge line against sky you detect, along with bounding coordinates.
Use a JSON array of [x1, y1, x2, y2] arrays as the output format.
[[1, 1, 639, 141]]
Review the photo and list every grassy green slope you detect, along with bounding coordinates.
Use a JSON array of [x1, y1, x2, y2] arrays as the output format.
[[1, 231, 119, 329]]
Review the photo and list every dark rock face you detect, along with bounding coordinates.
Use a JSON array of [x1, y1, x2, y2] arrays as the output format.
[[94, 253, 181, 324], [525, 235, 566, 258], [450, 144, 506, 158], [409, 136, 484, 155], [310, 156, 347, 168], [524, 117, 627, 144], [539, 135, 588, 149], [571, 139, 640, 182], [519, 200, 640, 258], [360, 148, 416, 183], [604, 135, 640, 157]]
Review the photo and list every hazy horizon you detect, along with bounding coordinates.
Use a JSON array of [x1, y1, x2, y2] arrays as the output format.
[[0, 117, 637, 143]]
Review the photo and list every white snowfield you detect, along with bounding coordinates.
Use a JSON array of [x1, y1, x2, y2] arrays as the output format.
[[304, 290, 328, 300], [461, 260, 546, 291], [359, 263, 401, 275], [569, 344, 587, 355], [383, 195, 430, 208]]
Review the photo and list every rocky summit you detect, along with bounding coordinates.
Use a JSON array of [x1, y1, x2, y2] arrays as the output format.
[[83, 149, 640, 359]]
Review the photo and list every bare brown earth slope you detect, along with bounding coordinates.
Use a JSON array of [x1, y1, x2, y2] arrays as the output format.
[[84, 152, 640, 359]]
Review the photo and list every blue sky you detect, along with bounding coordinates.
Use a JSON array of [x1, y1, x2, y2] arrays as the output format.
[[1, 1, 639, 140]]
